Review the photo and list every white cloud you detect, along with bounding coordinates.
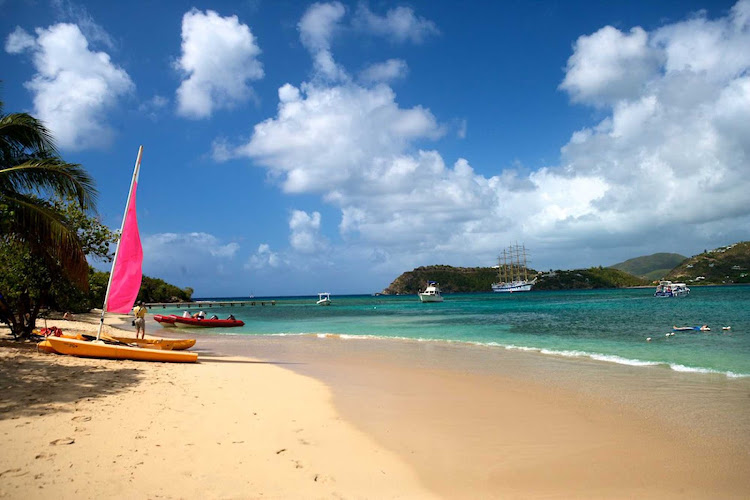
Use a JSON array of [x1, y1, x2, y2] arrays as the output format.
[[228, 0, 750, 278], [5, 27, 35, 53], [238, 82, 443, 193], [4, 23, 134, 150], [141, 232, 242, 292], [51, 0, 116, 50], [138, 95, 168, 121], [246, 243, 282, 269], [289, 210, 326, 253], [559, 26, 661, 106], [553, 0, 750, 257], [353, 4, 439, 43], [298, 2, 347, 81], [359, 58, 408, 84], [175, 9, 264, 119]]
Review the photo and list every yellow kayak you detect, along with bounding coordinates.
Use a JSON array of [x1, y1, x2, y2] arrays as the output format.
[[109, 336, 196, 351], [43, 336, 198, 363]]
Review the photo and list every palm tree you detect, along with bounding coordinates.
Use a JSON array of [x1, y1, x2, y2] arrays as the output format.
[[0, 100, 98, 289]]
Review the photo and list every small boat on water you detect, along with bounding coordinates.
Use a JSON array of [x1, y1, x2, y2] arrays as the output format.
[[418, 281, 444, 303], [673, 325, 710, 332], [317, 292, 332, 306], [654, 281, 690, 297], [155, 314, 244, 328]]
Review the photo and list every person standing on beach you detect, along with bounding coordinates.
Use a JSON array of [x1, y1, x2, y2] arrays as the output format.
[[133, 301, 147, 339]]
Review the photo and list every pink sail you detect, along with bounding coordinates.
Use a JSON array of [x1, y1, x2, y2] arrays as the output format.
[[106, 156, 144, 313]]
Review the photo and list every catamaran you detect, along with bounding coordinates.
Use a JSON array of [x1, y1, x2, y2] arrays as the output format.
[[38, 146, 197, 362], [492, 243, 536, 293]]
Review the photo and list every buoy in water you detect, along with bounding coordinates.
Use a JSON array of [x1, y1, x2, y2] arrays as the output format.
[[646, 337, 652, 341]]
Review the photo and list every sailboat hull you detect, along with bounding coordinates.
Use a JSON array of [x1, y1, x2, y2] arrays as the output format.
[[43, 337, 198, 363], [109, 336, 196, 350], [491, 282, 534, 292]]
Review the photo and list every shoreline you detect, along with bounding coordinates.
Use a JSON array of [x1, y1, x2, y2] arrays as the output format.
[[2, 313, 749, 497]]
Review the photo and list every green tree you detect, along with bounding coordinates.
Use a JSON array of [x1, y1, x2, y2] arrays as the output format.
[[0, 198, 116, 338], [0, 101, 99, 338], [0, 101, 97, 289]]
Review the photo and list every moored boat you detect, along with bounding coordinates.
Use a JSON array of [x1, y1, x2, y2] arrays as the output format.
[[317, 292, 332, 305], [492, 243, 536, 293], [43, 336, 198, 363], [654, 281, 690, 297], [153, 314, 176, 325], [418, 281, 444, 302], [167, 315, 245, 328]]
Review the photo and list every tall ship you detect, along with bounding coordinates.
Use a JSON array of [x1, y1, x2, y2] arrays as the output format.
[[492, 243, 536, 293]]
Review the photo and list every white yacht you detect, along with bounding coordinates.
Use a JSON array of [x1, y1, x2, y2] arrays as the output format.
[[654, 281, 690, 297], [418, 281, 444, 302], [317, 292, 332, 305]]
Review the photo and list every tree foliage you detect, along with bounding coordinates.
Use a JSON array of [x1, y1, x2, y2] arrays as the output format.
[[0, 199, 117, 338], [1, 101, 98, 289]]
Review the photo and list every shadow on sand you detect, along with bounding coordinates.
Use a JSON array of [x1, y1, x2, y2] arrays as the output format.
[[0, 342, 144, 421]]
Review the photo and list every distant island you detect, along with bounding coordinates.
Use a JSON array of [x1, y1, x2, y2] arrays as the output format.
[[381, 241, 750, 294], [381, 265, 647, 295]]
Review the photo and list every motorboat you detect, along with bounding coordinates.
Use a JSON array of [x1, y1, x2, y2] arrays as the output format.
[[418, 281, 444, 302], [317, 292, 332, 305], [654, 281, 690, 297], [155, 314, 244, 328]]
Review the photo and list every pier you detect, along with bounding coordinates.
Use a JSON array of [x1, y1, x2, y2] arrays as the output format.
[[145, 300, 276, 309]]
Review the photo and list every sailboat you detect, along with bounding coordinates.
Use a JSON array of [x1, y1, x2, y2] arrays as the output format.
[[491, 243, 536, 293], [39, 146, 197, 362]]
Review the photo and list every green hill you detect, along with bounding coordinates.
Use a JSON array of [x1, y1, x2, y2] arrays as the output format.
[[610, 253, 687, 280], [665, 242, 750, 285], [534, 267, 649, 290], [380, 265, 647, 294], [381, 265, 500, 294]]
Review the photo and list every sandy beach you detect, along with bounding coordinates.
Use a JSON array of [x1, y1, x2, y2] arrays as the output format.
[[1, 313, 749, 499]]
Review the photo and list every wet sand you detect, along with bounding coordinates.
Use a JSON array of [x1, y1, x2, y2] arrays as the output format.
[[1, 314, 749, 498], [194, 330, 750, 498]]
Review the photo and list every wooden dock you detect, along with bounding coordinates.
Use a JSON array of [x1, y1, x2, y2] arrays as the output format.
[[145, 300, 276, 309]]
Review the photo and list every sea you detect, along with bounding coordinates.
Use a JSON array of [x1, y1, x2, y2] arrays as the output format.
[[156, 285, 750, 378]]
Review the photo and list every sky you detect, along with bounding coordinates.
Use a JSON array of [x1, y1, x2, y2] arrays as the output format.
[[3, 0, 749, 297]]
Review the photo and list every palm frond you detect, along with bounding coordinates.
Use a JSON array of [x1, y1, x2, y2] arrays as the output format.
[[0, 111, 58, 165], [1, 160, 98, 212], [2, 192, 89, 289]]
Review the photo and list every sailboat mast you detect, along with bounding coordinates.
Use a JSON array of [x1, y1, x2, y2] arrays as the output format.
[[96, 146, 144, 340]]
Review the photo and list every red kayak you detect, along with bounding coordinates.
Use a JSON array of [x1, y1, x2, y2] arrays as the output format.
[[155, 314, 244, 328]]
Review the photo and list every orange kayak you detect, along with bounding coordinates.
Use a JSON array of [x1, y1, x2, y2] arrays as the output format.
[[109, 336, 196, 351], [43, 336, 198, 363]]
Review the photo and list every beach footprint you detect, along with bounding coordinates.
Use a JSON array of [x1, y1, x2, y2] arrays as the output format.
[[50, 437, 75, 446]]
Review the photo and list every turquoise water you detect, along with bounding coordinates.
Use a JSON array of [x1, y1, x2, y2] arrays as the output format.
[[160, 286, 750, 377]]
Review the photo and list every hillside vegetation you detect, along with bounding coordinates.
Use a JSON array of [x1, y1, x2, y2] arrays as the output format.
[[610, 253, 687, 280], [534, 267, 649, 290], [382, 265, 500, 294], [381, 265, 647, 294], [665, 242, 750, 285]]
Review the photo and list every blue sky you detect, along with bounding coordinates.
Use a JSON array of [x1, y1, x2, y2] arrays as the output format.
[[3, 0, 749, 297]]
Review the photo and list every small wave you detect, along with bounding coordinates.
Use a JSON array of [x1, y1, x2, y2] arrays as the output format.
[[669, 364, 748, 378], [234, 331, 749, 378]]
